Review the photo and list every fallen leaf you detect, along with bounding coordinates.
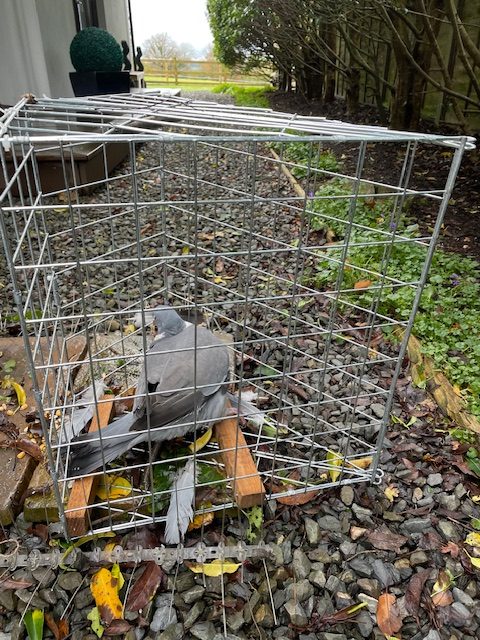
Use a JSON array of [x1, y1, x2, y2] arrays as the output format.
[[11, 382, 26, 406], [90, 567, 123, 624], [87, 607, 104, 638], [188, 509, 214, 531], [327, 449, 343, 481], [354, 279, 372, 289], [405, 568, 431, 619], [465, 532, 480, 548], [275, 488, 321, 505], [111, 563, 124, 591], [27, 523, 49, 543], [188, 427, 213, 453], [384, 484, 399, 503], [464, 549, 480, 569], [187, 559, 241, 577], [366, 526, 408, 551], [348, 456, 373, 470], [441, 541, 460, 558], [320, 601, 367, 624], [96, 476, 132, 501], [124, 528, 160, 550], [377, 593, 402, 636], [103, 620, 132, 636], [24, 609, 44, 640], [45, 613, 69, 640], [0, 577, 34, 590], [125, 562, 164, 612], [123, 324, 136, 335], [14, 439, 43, 461], [431, 569, 454, 607]]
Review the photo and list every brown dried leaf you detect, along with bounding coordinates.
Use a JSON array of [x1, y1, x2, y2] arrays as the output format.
[[405, 568, 431, 619], [103, 619, 132, 635], [124, 528, 159, 550], [125, 562, 164, 612], [377, 592, 403, 636], [441, 541, 460, 558], [14, 438, 43, 461], [431, 570, 454, 608], [275, 489, 321, 505], [27, 523, 49, 543], [45, 613, 69, 640], [0, 577, 34, 591], [354, 279, 372, 290], [366, 526, 408, 551]]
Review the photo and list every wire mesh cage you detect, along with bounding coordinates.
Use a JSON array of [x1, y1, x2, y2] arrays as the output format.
[[0, 94, 473, 548]]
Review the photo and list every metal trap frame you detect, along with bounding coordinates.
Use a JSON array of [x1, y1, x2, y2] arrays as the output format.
[[0, 94, 473, 551]]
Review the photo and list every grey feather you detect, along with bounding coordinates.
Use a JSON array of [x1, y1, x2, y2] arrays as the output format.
[[61, 379, 106, 444], [164, 459, 196, 544], [227, 391, 264, 428]]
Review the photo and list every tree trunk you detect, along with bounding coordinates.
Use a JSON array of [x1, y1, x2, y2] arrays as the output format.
[[324, 25, 337, 102], [346, 67, 360, 114], [388, 7, 434, 130]]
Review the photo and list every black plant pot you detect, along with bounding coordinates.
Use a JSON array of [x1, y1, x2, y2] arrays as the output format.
[[69, 71, 130, 97]]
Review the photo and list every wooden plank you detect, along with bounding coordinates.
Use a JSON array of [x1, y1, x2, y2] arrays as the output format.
[[65, 395, 114, 537], [0, 336, 86, 525], [214, 412, 265, 509]]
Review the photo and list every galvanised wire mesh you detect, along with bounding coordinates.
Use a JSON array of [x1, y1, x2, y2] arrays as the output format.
[[0, 94, 473, 547]]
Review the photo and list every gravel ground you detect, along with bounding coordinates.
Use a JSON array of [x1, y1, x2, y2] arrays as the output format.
[[0, 132, 479, 639]]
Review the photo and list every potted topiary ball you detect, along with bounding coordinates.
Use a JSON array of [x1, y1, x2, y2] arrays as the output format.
[[69, 27, 130, 96]]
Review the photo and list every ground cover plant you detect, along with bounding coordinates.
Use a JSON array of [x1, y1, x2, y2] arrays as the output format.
[[275, 141, 480, 420]]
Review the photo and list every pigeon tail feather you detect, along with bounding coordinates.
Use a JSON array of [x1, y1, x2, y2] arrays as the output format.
[[68, 411, 138, 477], [164, 459, 196, 544]]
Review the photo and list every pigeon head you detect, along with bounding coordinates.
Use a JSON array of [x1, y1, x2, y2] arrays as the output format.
[[153, 306, 187, 338]]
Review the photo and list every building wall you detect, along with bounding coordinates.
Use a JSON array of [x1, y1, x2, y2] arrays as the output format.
[[35, 0, 78, 99], [101, 0, 131, 49], [0, 0, 130, 106], [0, 0, 51, 106]]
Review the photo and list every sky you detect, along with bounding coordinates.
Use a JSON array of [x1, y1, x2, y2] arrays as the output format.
[[131, 0, 213, 52]]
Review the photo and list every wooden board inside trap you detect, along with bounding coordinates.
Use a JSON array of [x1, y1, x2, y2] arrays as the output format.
[[65, 392, 265, 537]]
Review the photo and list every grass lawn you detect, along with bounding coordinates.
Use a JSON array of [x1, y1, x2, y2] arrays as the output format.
[[144, 77, 273, 108]]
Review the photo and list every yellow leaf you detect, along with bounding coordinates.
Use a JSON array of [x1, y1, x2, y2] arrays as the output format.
[[182, 246, 190, 255], [11, 382, 26, 407], [87, 607, 104, 638], [104, 542, 117, 553], [464, 550, 480, 569], [327, 450, 343, 482], [90, 567, 123, 624], [347, 457, 373, 470], [187, 508, 214, 531], [472, 495, 480, 503], [384, 485, 399, 503], [466, 532, 480, 548], [111, 563, 125, 591], [189, 427, 213, 453], [431, 569, 454, 606], [187, 559, 241, 577], [96, 476, 132, 501], [123, 324, 136, 335]]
